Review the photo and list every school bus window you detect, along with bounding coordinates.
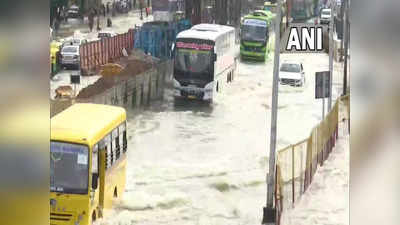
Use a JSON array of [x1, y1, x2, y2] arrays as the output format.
[[104, 134, 112, 169], [92, 144, 98, 173], [119, 124, 124, 153], [112, 127, 120, 160], [121, 122, 127, 153]]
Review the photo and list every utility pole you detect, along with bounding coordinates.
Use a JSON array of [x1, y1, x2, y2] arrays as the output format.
[[328, 0, 334, 110], [262, 0, 282, 224]]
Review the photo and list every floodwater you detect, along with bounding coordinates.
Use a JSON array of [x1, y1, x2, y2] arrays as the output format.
[[95, 53, 343, 225]]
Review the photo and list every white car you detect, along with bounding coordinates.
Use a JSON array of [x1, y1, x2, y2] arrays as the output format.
[[60, 45, 80, 69], [68, 5, 81, 19], [62, 37, 88, 47], [320, 8, 331, 24], [279, 61, 306, 87], [98, 30, 117, 40]]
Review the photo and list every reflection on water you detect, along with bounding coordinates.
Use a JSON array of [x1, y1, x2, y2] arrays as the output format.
[[173, 98, 214, 114]]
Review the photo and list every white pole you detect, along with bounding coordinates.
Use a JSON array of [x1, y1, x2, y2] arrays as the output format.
[[266, 0, 282, 213]]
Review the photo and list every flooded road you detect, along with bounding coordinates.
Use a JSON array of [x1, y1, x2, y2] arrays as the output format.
[[96, 53, 343, 225]]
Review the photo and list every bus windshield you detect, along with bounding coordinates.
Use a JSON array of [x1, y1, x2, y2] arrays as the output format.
[[50, 141, 89, 194], [264, 6, 276, 13], [175, 49, 212, 74], [241, 25, 267, 42]]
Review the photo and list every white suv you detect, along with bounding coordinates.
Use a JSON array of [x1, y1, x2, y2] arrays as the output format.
[[279, 61, 306, 87]]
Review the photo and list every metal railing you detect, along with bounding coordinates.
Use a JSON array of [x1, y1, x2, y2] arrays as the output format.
[[275, 95, 350, 224]]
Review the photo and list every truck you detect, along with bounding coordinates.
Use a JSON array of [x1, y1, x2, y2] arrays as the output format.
[[134, 0, 190, 60], [152, 0, 182, 22]]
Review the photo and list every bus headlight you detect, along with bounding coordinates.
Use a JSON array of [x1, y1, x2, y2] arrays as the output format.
[[204, 82, 214, 92], [173, 78, 180, 88], [75, 213, 83, 225], [204, 82, 214, 100]]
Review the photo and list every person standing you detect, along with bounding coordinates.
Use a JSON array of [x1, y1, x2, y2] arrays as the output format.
[[96, 8, 101, 31], [102, 4, 106, 17], [106, 2, 110, 15], [54, 19, 60, 36], [139, 0, 143, 20], [133, 0, 136, 9], [88, 9, 94, 32], [107, 17, 113, 27]]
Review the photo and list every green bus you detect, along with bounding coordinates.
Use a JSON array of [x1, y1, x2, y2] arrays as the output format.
[[240, 11, 275, 61]]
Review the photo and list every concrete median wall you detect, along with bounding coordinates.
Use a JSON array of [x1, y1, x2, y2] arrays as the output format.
[[76, 60, 171, 108], [50, 60, 172, 117]]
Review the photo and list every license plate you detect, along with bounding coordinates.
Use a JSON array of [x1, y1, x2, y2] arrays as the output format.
[[188, 95, 196, 99]]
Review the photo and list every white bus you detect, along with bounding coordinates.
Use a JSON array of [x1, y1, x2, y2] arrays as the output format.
[[173, 24, 237, 103]]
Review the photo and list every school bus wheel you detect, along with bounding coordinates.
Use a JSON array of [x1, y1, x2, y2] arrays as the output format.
[[92, 211, 96, 222], [114, 187, 118, 198]]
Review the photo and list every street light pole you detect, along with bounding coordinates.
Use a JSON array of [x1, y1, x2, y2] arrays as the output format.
[[262, 0, 282, 224]]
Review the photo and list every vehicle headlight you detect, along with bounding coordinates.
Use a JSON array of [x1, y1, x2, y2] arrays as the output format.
[[173, 79, 181, 88], [75, 213, 83, 225], [204, 82, 214, 92]]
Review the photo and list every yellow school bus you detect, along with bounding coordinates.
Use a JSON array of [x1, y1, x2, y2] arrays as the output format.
[[50, 103, 128, 225]]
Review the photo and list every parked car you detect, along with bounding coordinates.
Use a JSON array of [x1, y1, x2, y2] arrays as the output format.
[[98, 30, 117, 40], [320, 8, 331, 24], [279, 61, 306, 87], [60, 45, 80, 69], [62, 37, 88, 47], [67, 5, 81, 19]]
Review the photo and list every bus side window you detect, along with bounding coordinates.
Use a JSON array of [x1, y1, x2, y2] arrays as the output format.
[[104, 134, 112, 169], [92, 144, 98, 174], [120, 122, 127, 153], [98, 139, 105, 169], [112, 127, 120, 160], [119, 123, 124, 153]]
